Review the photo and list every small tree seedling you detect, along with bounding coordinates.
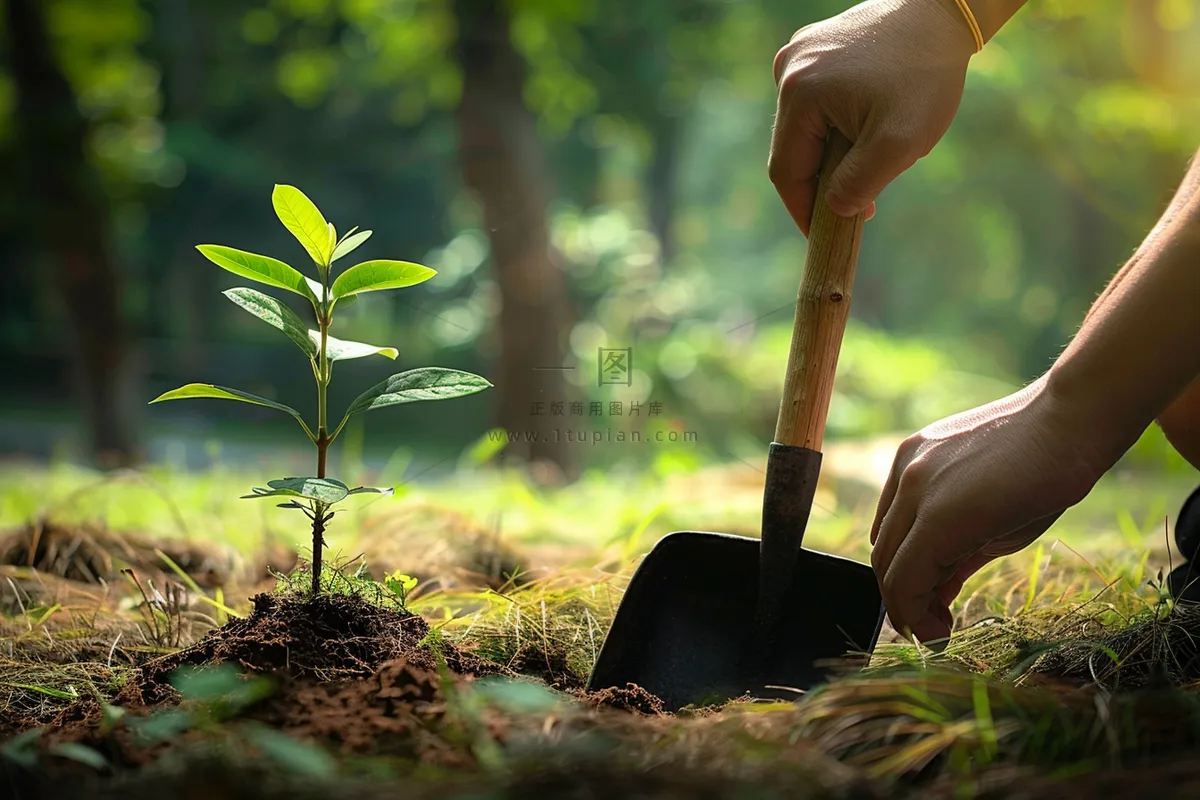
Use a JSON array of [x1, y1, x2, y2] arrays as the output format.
[[150, 185, 492, 593]]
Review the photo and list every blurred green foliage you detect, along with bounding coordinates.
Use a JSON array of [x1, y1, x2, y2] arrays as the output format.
[[1, 0, 1198, 469]]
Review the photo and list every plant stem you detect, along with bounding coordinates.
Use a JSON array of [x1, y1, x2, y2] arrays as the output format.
[[310, 509, 326, 594], [312, 291, 331, 595]]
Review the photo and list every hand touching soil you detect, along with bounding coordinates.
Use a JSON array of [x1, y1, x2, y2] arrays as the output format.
[[869, 378, 1110, 644]]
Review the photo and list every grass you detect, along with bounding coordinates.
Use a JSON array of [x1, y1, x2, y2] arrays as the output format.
[[0, 433, 1198, 797]]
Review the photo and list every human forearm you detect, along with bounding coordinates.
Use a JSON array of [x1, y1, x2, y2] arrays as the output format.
[[1082, 153, 1200, 327], [1073, 150, 1200, 465], [1047, 192, 1200, 466]]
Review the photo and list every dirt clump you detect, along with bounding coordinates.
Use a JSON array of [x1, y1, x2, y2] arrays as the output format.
[[585, 682, 665, 715], [126, 591, 500, 705], [146, 592, 428, 681], [246, 656, 471, 765]]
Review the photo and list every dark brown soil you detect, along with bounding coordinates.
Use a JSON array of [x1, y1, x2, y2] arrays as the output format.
[[134, 592, 496, 696], [585, 683, 666, 715], [7, 593, 505, 761], [245, 657, 473, 765], [0, 588, 684, 800], [148, 593, 425, 682]]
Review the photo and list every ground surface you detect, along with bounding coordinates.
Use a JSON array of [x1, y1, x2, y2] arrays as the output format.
[[1, 441, 1199, 798]]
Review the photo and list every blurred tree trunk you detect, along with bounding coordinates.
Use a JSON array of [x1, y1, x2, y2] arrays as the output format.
[[5, 0, 138, 466], [453, 0, 576, 480], [647, 114, 680, 266]]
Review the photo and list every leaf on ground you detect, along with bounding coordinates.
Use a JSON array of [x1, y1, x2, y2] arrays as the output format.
[[241, 724, 337, 779], [1, 729, 42, 768], [48, 742, 109, 770], [127, 709, 193, 745]]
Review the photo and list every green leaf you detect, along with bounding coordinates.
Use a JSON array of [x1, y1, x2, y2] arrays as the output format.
[[2, 728, 43, 768], [348, 486, 394, 496], [170, 664, 274, 716], [241, 487, 305, 500], [257, 477, 349, 504], [386, 571, 417, 591], [331, 229, 372, 262], [7, 683, 77, 699], [241, 725, 337, 779], [100, 703, 125, 732], [127, 709, 192, 745], [330, 260, 436, 302], [224, 288, 317, 359], [272, 184, 335, 267], [48, 742, 108, 771], [473, 676, 565, 714], [342, 368, 492, 420], [196, 245, 316, 303], [463, 427, 508, 466], [384, 571, 417, 597], [149, 384, 314, 441], [315, 332, 398, 362]]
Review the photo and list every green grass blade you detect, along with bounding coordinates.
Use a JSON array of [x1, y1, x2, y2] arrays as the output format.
[[156, 549, 243, 619]]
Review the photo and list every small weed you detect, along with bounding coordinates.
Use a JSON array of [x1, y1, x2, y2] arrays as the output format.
[[269, 552, 416, 612]]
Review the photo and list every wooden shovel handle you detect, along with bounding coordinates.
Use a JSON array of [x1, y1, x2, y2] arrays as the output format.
[[773, 131, 865, 451]]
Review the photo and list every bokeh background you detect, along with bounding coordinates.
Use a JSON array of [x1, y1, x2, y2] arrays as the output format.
[[2, 0, 1198, 487]]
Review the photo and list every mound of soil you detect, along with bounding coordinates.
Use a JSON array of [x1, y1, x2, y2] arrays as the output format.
[[6, 588, 679, 800], [17, 593, 503, 769], [132, 592, 496, 702], [246, 657, 471, 765]]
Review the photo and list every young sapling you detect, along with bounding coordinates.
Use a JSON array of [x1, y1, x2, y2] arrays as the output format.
[[151, 185, 492, 593]]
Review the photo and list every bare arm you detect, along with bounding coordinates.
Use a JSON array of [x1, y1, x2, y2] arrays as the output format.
[[1080, 150, 1200, 468], [872, 150, 1200, 642], [1048, 153, 1200, 467]]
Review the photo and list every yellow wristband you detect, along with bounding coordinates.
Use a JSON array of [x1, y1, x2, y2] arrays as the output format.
[[950, 0, 985, 53]]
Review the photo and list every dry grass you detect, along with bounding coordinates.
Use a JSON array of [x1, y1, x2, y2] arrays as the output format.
[[0, 456, 1197, 797]]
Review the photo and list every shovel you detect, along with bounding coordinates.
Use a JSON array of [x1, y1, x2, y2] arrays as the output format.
[[586, 131, 885, 711]]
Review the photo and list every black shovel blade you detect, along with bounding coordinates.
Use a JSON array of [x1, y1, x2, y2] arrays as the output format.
[[586, 531, 884, 711]]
